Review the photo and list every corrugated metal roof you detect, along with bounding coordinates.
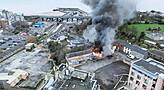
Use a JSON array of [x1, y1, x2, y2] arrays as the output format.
[[32, 11, 66, 17], [134, 59, 164, 76], [114, 40, 148, 56]]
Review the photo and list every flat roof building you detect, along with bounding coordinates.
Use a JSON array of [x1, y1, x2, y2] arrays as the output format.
[[113, 40, 149, 64], [65, 49, 93, 67], [146, 32, 164, 41], [33, 11, 66, 17], [128, 58, 164, 90], [148, 50, 164, 63], [43, 64, 99, 90]]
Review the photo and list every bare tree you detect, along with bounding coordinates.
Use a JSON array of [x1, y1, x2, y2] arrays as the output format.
[[27, 36, 37, 43]]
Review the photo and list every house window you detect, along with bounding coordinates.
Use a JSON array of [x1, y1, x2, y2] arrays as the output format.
[[130, 77, 134, 81], [129, 83, 132, 87], [137, 75, 141, 80], [136, 80, 140, 85], [131, 71, 135, 76], [144, 78, 148, 84], [0, 82, 5, 89], [151, 88, 155, 90], [152, 81, 156, 85], [152, 84, 156, 88], [153, 79, 157, 82], [142, 84, 147, 90]]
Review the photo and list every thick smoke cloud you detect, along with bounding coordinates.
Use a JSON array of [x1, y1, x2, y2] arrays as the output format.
[[83, 0, 136, 56]]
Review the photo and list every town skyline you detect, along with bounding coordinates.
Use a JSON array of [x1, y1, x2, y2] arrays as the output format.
[[1, 0, 164, 90], [0, 0, 164, 15]]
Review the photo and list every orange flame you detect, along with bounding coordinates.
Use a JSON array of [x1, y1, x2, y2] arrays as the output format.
[[91, 47, 103, 59], [93, 52, 103, 59]]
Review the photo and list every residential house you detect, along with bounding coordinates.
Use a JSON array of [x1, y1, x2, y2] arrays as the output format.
[[128, 58, 164, 90], [113, 40, 148, 59]]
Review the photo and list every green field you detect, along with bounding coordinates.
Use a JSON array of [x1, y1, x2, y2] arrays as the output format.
[[128, 24, 164, 36]]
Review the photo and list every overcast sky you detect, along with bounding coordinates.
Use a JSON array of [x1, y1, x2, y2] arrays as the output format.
[[0, 0, 164, 15]]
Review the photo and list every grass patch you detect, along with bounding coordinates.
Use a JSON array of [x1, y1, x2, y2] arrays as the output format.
[[128, 24, 164, 36]]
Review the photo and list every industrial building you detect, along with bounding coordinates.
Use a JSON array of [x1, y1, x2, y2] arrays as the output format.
[[128, 58, 164, 90], [113, 40, 148, 59], [65, 49, 93, 67], [146, 32, 164, 41], [95, 61, 130, 90], [43, 64, 99, 90], [32, 22, 45, 28], [47, 23, 68, 43], [148, 50, 164, 63], [26, 8, 90, 24]]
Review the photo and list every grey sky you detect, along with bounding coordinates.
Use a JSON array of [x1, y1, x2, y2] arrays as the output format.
[[137, 0, 164, 12], [0, 0, 164, 15]]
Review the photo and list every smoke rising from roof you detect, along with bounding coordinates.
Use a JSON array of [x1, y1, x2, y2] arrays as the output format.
[[83, 0, 136, 56]]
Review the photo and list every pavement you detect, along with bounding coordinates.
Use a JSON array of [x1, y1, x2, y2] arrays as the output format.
[[77, 54, 121, 72], [0, 47, 53, 88], [0, 48, 51, 74]]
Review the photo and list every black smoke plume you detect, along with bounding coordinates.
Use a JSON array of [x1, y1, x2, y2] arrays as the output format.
[[83, 0, 136, 56]]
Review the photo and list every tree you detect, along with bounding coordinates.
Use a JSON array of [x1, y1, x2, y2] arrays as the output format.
[[138, 32, 145, 43], [156, 43, 161, 49], [50, 52, 61, 65], [117, 24, 138, 43], [12, 21, 29, 28], [48, 41, 65, 65], [27, 36, 37, 43], [48, 41, 62, 53], [72, 21, 89, 35], [12, 21, 29, 34]]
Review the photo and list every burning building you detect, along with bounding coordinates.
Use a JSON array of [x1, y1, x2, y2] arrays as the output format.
[[92, 41, 104, 59], [65, 49, 93, 67], [83, 0, 136, 57], [65, 47, 107, 67]]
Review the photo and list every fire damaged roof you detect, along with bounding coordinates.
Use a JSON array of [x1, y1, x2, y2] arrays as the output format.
[[66, 49, 92, 58], [58, 76, 94, 90], [113, 40, 148, 56], [54, 67, 98, 90]]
